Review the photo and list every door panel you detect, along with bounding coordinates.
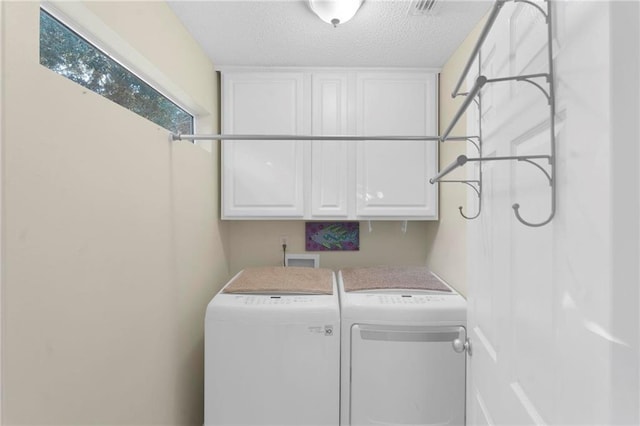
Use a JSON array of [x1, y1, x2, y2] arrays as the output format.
[[222, 73, 306, 217], [311, 73, 349, 217], [466, 2, 616, 425], [350, 324, 466, 426], [355, 72, 438, 218]]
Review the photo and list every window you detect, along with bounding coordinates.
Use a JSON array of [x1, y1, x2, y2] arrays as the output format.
[[39, 9, 194, 134]]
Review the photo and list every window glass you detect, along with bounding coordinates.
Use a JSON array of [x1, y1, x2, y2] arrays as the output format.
[[39, 9, 194, 134]]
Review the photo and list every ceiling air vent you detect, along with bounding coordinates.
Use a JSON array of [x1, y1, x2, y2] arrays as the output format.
[[409, 0, 441, 16]]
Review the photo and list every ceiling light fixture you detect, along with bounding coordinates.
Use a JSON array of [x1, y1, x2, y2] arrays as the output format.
[[309, 0, 364, 27]]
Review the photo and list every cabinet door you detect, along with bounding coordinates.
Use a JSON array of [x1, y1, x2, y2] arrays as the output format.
[[222, 73, 306, 218], [311, 73, 350, 217], [356, 72, 438, 219]]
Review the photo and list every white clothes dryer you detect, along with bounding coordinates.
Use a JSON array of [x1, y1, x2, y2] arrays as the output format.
[[205, 267, 340, 426], [338, 266, 467, 426]]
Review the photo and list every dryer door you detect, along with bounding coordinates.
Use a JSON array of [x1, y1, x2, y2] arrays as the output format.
[[350, 324, 466, 426]]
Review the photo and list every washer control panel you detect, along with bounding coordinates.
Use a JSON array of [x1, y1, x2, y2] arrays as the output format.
[[237, 295, 317, 305], [373, 294, 447, 304]]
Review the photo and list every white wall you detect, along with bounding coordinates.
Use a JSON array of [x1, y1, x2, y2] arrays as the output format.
[[1, 2, 229, 424], [462, 1, 639, 424]]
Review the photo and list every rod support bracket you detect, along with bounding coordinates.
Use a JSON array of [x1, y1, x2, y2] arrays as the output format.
[[513, 0, 549, 23], [517, 75, 552, 104]]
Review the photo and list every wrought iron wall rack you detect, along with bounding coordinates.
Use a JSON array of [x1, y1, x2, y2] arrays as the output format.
[[431, 0, 556, 228]]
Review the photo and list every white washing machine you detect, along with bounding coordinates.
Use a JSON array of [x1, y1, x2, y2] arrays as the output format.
[[338, 266, 467, 426], [204, 266, 340, 426]]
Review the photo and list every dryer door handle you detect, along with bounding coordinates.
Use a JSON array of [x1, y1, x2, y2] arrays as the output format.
[[358, 325, 465, 344], [452, 327, 471, 355]]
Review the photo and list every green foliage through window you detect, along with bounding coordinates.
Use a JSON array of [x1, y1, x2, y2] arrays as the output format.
[[39, 9, 194, 134]]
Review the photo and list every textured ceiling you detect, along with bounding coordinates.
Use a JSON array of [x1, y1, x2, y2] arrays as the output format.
[[167, 0, 492, 69]]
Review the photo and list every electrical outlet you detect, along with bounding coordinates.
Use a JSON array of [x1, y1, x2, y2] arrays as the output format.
[[280, 236, 288, 246]]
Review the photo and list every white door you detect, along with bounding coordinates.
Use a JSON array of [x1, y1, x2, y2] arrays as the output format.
[[355, 72, 438, 219], [222, 72, 307, 218], [466, 2, 622, 425], [465, 3, 557, 424]]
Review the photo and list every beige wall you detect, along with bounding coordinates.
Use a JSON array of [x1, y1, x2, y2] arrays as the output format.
[[1, 2, 229, 424], [228, 221, 431, 276], [424, 18, 486, 297]]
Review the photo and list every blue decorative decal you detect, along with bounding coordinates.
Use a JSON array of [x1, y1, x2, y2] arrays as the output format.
[[306, 222, 359, 251]]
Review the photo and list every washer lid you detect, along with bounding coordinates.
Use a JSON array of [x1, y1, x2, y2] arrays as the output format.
[[340, 266, 452, 293], [224, 266, 334, 295]]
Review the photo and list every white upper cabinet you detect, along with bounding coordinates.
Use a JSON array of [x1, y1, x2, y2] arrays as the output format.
[[222, 72, 308, 218], [221, 69, 438, 220], [311, 73, 350, 217], [356, 72, 438, 218]]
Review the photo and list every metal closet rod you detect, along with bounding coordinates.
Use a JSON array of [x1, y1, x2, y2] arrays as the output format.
[[450, 0, 508, 98], [171, 133, 441, 142], [429, 154, 551, 184]]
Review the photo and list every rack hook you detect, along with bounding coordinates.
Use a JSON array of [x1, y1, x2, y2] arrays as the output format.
[[459, 205, 481, 220], [512, 203, 554, 227], [511, 155, 555, 226], [458, 180, 481, 220]]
